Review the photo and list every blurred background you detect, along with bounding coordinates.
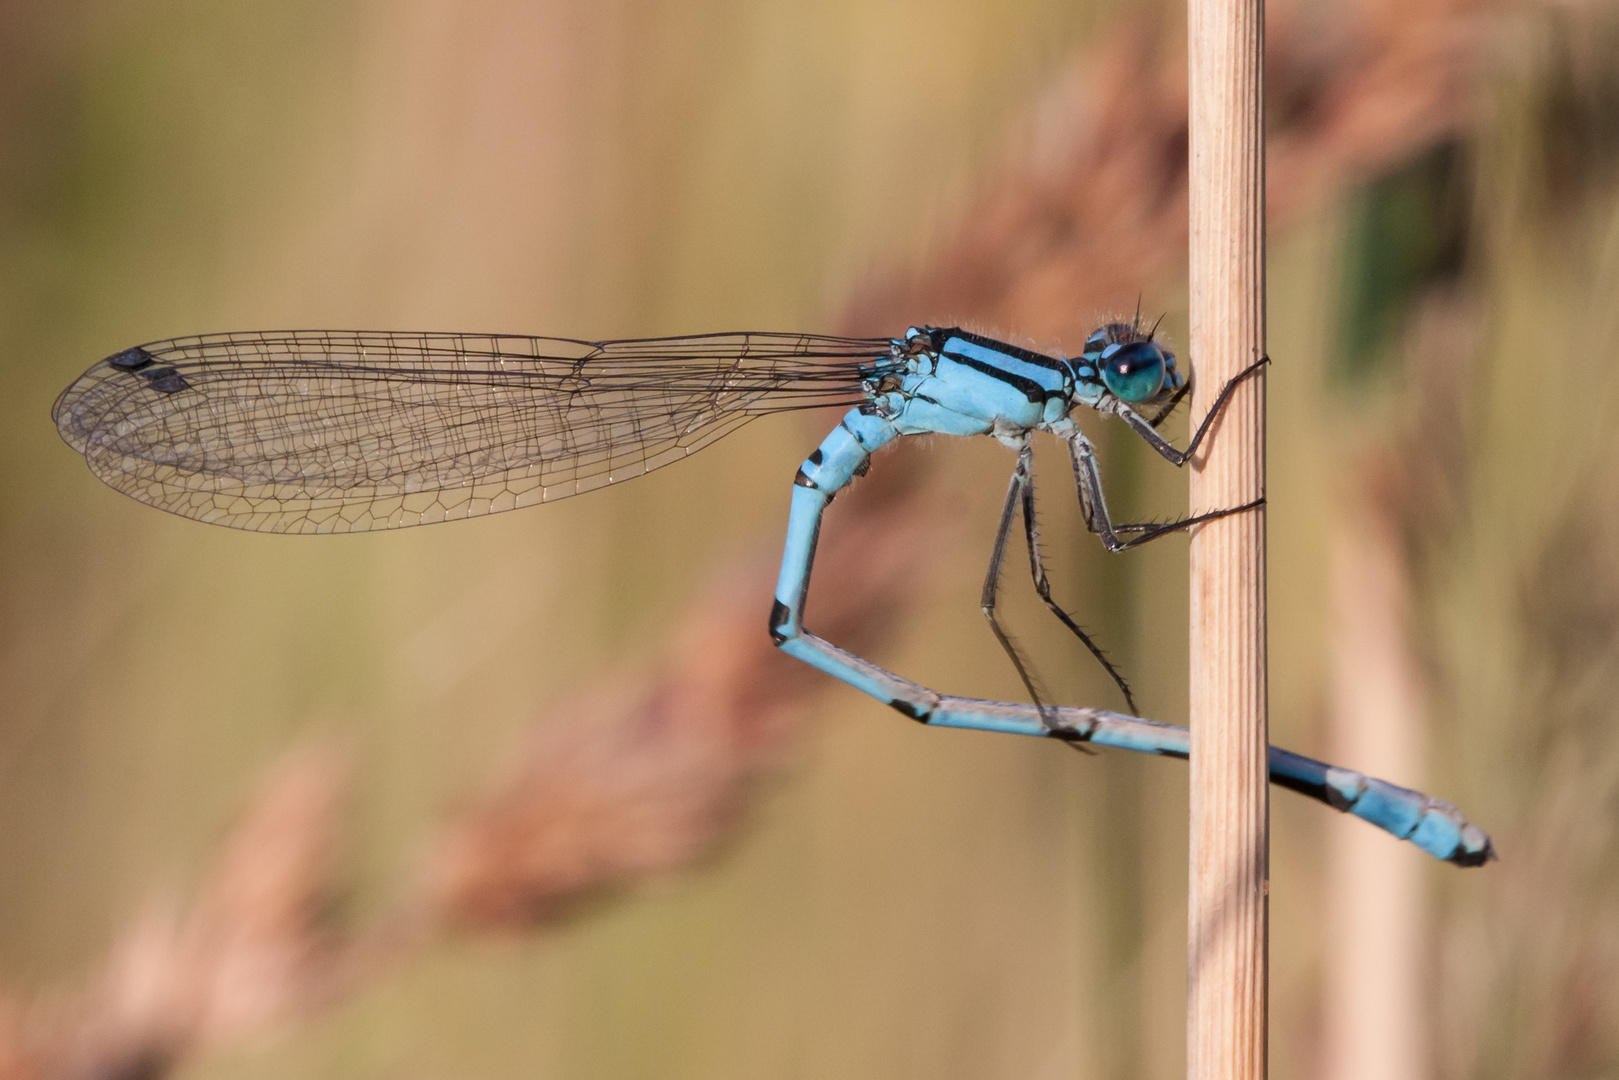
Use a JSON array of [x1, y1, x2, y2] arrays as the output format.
[[2, 0, 1618, 1077]]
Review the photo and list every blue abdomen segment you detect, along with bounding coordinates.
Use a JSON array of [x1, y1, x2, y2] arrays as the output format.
[[795, 407, 895, 492], [1266, 749, 1494, 866], [770, 408, 898, 644]]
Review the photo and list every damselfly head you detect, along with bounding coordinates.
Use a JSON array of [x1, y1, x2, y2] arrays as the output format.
[[1079, 322, 1184, 405]]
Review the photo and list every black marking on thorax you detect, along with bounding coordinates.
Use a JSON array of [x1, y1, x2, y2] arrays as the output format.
[[930, 327, 1065, 371], [929, 327, 1066, 406], [938, 351, 1047, 405]]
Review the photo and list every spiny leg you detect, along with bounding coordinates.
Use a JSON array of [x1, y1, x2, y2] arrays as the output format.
[[1120, 354, 1269, 466], [1068, 430, 1264, 554], [980, 446, 1062, 727], [1017, 454, 1138, 715]]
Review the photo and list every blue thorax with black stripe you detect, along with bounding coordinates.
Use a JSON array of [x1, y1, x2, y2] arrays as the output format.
[[863, 323, 1185, 439]]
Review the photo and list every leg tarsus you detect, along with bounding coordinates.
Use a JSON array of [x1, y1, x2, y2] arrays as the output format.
[[1099, 497, 1266, 553]]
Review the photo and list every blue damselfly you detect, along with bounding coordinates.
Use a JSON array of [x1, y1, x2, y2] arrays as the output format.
[[54, 323, 1494, 866]]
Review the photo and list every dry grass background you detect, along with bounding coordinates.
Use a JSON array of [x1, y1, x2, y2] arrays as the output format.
[[3, 0, 1619, 1077]]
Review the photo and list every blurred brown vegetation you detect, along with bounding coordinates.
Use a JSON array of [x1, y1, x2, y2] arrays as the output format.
[[4, 0, 1619, 1077]]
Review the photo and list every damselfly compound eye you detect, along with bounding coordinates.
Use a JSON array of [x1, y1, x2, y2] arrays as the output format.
[[1099, 340, 1166, 402]]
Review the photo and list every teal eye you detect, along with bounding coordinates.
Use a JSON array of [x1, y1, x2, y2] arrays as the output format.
[[1099, 341, 1166, 402]]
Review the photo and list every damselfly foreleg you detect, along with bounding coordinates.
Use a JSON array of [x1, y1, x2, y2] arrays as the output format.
[[1117, 354, 1269, 466]]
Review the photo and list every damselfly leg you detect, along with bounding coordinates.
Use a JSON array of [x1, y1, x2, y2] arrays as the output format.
[[1066, 431, 1265, 553], [980, 446, 1051, 718], [979, 356, 1267, 711], [1116, 354, 1269, 467], [982, 442, 1138, 716]]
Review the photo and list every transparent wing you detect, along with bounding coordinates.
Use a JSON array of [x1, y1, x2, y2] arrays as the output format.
[[54, 329, 898, 534]]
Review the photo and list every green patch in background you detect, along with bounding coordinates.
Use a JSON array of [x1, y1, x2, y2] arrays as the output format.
[[1334, 141, 1471, 387]]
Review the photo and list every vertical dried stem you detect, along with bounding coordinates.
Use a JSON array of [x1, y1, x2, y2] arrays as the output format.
[[1186, 0, 1268, 1074]]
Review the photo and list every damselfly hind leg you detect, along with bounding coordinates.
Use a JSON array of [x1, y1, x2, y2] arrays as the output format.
[[981, 445, 1056, 722], [993, 444, 1138, 715], [981, 445, 1136, 721]]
